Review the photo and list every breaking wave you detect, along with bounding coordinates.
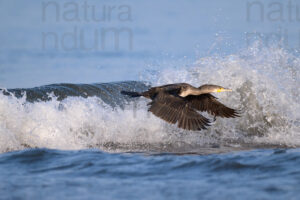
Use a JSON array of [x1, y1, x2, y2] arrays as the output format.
[[0, 45, 299, 154]]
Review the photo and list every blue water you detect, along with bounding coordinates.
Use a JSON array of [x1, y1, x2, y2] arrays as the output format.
[[1, 0, 300, 199], [1, 149, 300, 200]]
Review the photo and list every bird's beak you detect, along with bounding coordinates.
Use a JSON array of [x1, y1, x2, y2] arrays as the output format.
[[217, 88, 232, 92]]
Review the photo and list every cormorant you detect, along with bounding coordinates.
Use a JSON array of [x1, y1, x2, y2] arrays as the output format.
[[121, 83, 239, 131]]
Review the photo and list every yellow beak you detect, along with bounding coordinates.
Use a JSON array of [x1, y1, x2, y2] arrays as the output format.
[[217, 88, 232, 93]]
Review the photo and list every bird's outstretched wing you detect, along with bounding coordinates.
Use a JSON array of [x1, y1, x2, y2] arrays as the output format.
[[186, 94, 239, 118], [148, 92, 210, 131]]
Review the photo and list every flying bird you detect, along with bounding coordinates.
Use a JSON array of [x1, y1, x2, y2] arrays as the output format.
[[121, 83, 239, 131]]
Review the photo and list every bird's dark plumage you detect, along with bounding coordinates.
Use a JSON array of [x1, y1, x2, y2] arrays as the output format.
[[120, 91, 141, 97], [186, 94, 239, 118], [121, 83, 239, 131]]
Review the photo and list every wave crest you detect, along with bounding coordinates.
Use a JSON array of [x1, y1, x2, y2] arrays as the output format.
[[1, 45, 299, 153]]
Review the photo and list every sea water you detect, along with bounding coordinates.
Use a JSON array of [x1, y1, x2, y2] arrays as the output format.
[[0, 0, 300, 199]]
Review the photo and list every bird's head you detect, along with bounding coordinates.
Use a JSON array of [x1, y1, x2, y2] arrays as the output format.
[[198, 84, 232, 94]]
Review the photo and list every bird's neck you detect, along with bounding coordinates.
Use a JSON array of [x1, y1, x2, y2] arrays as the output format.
[[189, 87, 206, 95], [180, 87, 206, 97]]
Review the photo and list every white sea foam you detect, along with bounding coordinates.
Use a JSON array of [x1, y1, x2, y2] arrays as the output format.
[[0, 45, 299, 153]]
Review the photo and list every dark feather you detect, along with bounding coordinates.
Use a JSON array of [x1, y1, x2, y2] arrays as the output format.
[[186, 94, 239, 118], [121, 91, 141, 97], [148, 92, 210, 131]]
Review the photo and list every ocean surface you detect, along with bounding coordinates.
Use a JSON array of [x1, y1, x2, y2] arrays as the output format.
[[1, 0, 300, 199], [1, 148, 300, 200]]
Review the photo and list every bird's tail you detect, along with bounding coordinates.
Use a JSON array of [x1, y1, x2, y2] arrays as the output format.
[[120, 91, 142, 97]]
